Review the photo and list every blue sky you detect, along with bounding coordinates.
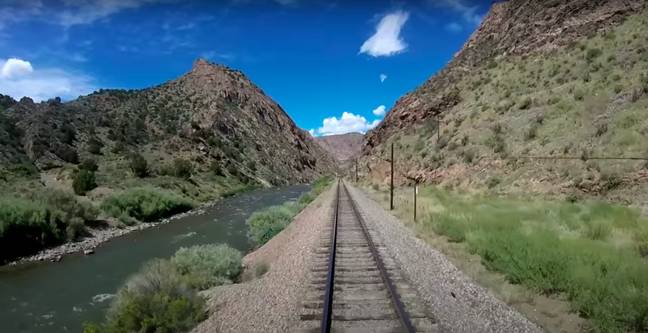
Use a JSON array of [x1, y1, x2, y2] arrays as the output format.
[[0, 0, 490, 136]]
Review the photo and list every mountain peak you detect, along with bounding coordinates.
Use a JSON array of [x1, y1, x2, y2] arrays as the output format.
[[192, 58, 212, 70]]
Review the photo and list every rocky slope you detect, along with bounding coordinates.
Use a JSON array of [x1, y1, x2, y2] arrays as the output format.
[[361, 0, 648, 210], [0, 59, 335, 199], [314, 132, 363, 168]]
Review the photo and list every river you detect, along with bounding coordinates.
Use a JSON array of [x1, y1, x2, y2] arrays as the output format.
[[0, 185, 309, 333]]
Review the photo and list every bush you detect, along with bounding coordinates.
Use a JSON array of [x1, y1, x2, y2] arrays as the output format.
[[585, 48, 603, 62], [73, 169, 97, 195], [518, 96, 533, 110], [129, 153, 149, 178], [87, 137, 103, 155], [0, 191, 97, 263], [171, 244, 242, 289], [209, 161, 223, 176], [486, 177, 501, 189], [80, 158, 99, 172], [87, 260, 206, 333], [101, 187, 193, 222], [173, 158, 193, 179], [247, 205, 295, 246], [524, 123, 539, 141]]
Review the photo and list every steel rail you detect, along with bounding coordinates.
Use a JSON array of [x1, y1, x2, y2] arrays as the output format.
[[341, 181, 416, 333], [320, 179, 340, 333]]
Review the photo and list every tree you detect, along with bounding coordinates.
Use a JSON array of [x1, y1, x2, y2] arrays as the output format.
[[72, 169, 97, 195], [173, 158, 193, 180], [129, 153, 149, 178], [79, 158, 99, 172]]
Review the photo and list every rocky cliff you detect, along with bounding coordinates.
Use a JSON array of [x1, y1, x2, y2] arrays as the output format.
[[315, 133, 364, 168], [361, 0, 648, 208]]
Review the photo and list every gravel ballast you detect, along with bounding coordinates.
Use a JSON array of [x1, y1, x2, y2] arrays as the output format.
[[193, 185, 335, 333], [195, 182, 542, 332], [345, 183, 542, 333]]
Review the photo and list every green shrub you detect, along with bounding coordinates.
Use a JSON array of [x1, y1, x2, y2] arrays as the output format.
[[298, 192, 316, 206], [87, 260, 206, 333], [171, 244, 242, 289], [0, 191, 97, 263], [486, 177, 501, 189], [518, 96, 533, 110], [87, 137, 103, 155], [72, 169, 97, 195], [585, 48, 603, 62], [79, 158, 99, 172], [209, 161, 223, 176], [173, 158, 193, 179], [129, 153, 149, 178], [101, 187, 193, 222], [247, 205, 294, 246]]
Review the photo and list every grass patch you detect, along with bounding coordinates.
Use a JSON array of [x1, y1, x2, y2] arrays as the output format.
[[415, 187, 648, 332], [101, 187, 193, 223]]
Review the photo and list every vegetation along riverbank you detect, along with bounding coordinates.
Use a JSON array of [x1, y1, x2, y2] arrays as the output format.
[[83, 176, 332, 333]]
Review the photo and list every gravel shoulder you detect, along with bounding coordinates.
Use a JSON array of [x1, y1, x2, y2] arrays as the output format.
[[193, 185, 334, 333], [345, 183, 542, 333]]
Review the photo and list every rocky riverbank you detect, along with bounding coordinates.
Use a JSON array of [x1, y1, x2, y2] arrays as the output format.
[[6, 204, 214, 266]]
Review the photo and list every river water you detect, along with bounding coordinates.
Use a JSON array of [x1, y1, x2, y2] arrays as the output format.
[[0, 185, 309, 333]]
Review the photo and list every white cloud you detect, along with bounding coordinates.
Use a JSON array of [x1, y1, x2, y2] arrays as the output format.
[[436, 0, 483, 27], [359, 10, 409, 57], [0, 58, 95, 102], [1, 58, 34, 79], [314, 112, 381, 136], [58, 0, 175, 27], [372, 105, 386, 117], [0, 0, 176, 29], [379, 73, 387, 83], [308, 129, 316, 137], [445, 22, 463, 33]]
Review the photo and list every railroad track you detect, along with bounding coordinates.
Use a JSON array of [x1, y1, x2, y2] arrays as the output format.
[[298, 180, 437, 333]]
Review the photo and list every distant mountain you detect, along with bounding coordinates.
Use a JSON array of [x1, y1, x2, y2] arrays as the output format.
[[0, 59, 335, 198], [361, 0, 648, 207], [315, 133, 364, 167]]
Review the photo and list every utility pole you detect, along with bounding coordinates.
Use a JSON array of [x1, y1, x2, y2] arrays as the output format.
[[390, 142, 394, 211], [355, 159, 358, 183], [413, 183, 417, 222]]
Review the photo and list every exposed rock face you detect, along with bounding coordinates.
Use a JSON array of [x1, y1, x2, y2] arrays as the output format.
[[315, 133, 364, 167], [364, 0, 647, 152], [0, 59, 334, 185]]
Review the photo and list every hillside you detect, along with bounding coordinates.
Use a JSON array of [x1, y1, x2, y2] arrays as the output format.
[[361, 0, 648, 211], [315, 132, 364, 167], [0, 59, 335, 201]]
